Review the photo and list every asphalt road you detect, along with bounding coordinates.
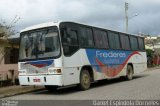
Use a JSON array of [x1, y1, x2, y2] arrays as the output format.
[[2, 68, 160, 100]]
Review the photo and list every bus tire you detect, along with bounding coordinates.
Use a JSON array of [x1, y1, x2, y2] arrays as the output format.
[[45, 85, 58, 92], [126, 65, 133, 80], [79, 69, 91, 90]]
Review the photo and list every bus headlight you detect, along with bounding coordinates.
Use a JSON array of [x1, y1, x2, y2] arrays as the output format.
[[48, 68, 61, 74]]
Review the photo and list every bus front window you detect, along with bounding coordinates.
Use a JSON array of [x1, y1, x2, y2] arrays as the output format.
[[19, 27, 60, 60]]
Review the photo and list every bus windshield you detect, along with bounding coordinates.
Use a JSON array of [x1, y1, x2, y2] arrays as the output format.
[[19, 27, 60, 60]]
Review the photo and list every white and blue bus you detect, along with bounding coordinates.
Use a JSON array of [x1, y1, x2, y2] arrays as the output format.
[[18, 21, 147, 90]]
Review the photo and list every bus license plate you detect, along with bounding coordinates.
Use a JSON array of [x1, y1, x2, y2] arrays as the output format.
[[33, 79, 41, 82]]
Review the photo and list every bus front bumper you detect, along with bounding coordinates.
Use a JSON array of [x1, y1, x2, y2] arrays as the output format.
[[18, 75, 63, 86]]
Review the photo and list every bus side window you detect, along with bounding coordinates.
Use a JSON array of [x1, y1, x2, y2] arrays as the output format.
[[138, 37, 145, 50], [79, 27, 94, 47], [93, 29, 109, 49], [120, 34, 130, 50], [61, 29, 78, 45], [108, 31, 120, 49], [70, 30, 78, 45], [61, 28, 79, 56], [130, 36, 138, 50], [61, 29, 69, 45]]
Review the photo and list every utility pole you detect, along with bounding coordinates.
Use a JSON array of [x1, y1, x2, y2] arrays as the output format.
[[125, 2, 128, 33]]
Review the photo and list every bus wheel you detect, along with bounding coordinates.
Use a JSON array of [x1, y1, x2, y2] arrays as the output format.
[[79, 69, 91, 90], [45, 85, 58, 92], [126, 65, 133, 80]]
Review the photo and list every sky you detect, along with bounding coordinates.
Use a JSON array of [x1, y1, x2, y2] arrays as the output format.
[[0, 0, 160, 36]]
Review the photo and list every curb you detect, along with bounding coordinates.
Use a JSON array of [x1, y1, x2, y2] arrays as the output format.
[[0, 88, 44, 99], [147, 66, 160, 71]]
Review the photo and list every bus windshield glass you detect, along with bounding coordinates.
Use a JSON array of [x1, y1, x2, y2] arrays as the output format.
[[19, 27, 60, 60]]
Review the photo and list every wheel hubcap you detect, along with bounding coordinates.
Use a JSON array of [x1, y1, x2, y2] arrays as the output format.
[[82, 74, 89, 86]]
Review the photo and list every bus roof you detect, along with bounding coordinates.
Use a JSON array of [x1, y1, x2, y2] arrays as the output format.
[[20, 21, 143, 38], [20, 21, 61, 32]]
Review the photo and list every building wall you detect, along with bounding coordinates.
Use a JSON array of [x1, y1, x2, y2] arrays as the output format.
[[0, 64, 18, 80], [0, 39, 19, 82], [0, 46, 5, 64], [145, 37, 158, 40]]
